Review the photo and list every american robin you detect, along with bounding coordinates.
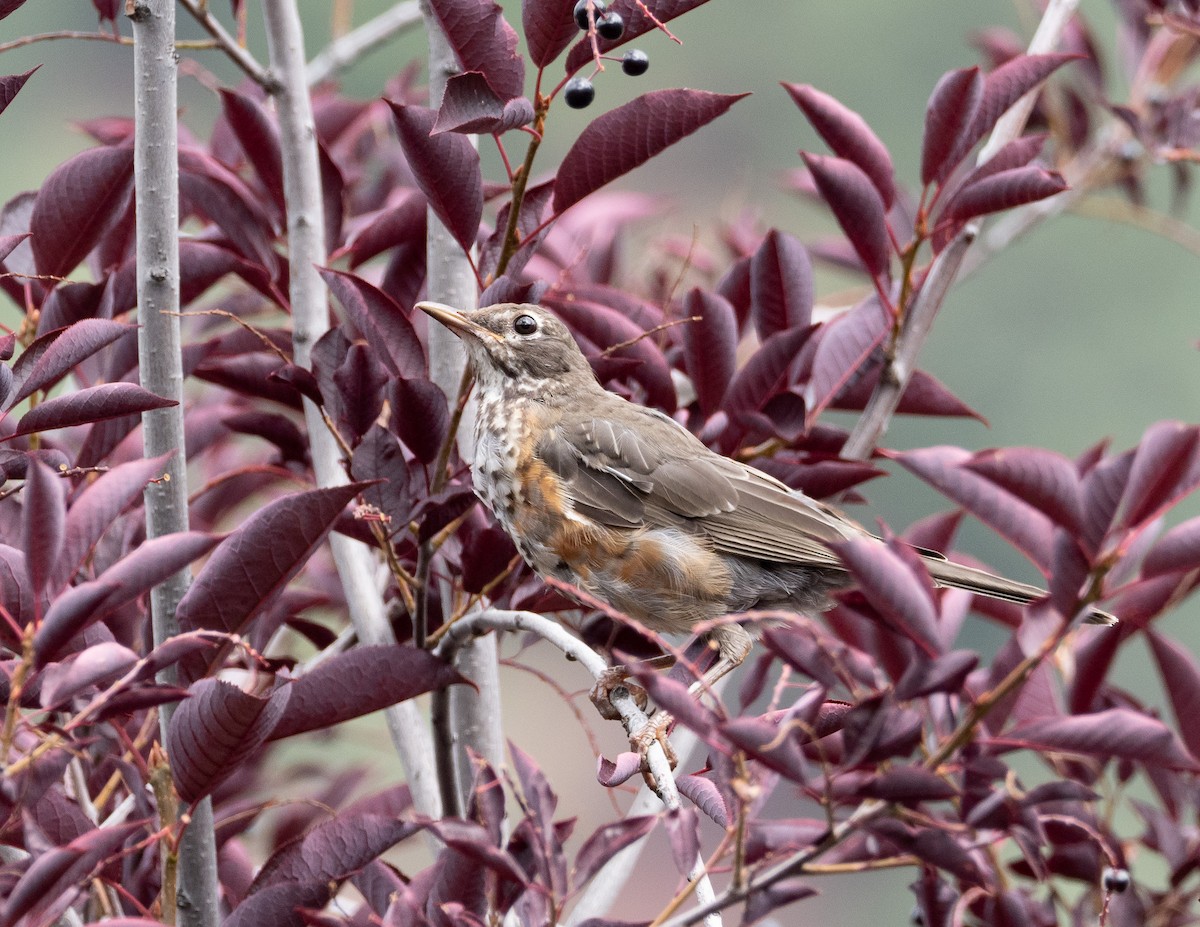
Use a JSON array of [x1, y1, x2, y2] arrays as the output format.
[[418, 300, 1116, 699]]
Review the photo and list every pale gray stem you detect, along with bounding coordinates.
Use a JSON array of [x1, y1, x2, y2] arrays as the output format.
[[436, 610, 720, 926], [841, 0, 1079, 461], [261, 0, 442, 819], [130, 3, 220, 925], [419, 0, 500, 807], [306, 1, 422, 86], [177, 0, 276, 90]]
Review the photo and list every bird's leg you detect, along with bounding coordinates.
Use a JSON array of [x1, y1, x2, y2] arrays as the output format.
[[588, 654, 676, 720], [687, 622, 753, 698]]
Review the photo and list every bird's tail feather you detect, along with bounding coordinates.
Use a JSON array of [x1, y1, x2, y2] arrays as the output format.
[[923, 558, 1118, 626]]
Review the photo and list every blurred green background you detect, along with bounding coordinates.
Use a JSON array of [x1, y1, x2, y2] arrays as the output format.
[[2, 1, 1196, 922]]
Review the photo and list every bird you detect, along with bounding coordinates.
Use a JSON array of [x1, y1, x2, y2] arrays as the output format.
[[418, 300, 1116, 710]]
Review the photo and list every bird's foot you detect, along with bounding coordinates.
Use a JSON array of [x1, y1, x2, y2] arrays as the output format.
[[589, 665, 649, 721], [633, 711, 677, 791]]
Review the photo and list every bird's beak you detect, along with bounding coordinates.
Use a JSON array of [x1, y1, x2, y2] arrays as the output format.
[[417, 301, 501, 342]]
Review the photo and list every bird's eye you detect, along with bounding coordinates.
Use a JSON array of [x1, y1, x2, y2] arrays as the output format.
[[513, 314, 538, 335]]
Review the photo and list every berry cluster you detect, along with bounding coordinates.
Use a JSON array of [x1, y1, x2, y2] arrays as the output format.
[[564, 0, 649, 109]]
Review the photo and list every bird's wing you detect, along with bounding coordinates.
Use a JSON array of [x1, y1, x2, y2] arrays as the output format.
[[536, 399, 859, 566]]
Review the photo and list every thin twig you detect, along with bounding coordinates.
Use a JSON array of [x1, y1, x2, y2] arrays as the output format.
[[178, 0, 277, 91], [0, 31, 129, 54], [306, 1, 422, 86]]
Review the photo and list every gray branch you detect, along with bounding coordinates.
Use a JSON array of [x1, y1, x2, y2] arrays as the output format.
[[841, 0, 1081, 461], [306, 1, 422, 86], [177, 0, 276, 91], [261, 0, 442, 819], [129, 1, 219, 924]]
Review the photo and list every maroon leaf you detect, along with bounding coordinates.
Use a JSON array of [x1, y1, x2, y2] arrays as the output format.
[[0, 231, 29, 265], [1147, 631, 1200, 761], [38, 641, 139, 708], [802, 153, 890, 279], [572, 816, 657, 887], [921, 67, 983, 186], [388, 102, 483, 253], [178, 147, 278, 271], [972, 53, 1078, 148], [0, 545, 33, 635], [663, 806, 700, 877], [341, 190, 427, 269], [35, 532, 220, 664], [850, 765, 957, 802], [433, 72, 534, 134], [895, 650, 978, 700], [1119, 421, 1200, 529], [225, 884, 330, 927], [266, 646, 466, 740], [563, 0, 713, 72], [176, 483, 368, 640], [218, 88, 285, 215], [835, 537, 941, 654], [552, 89, 748, 215], [999, 708, 1200, 770], [676, 774, 729, 827], [750, 229, 812, 340], [425, 0, 525, 100], [522, 0, 578, 67], [938, 165, 1067, 224], [30, 145, 135, 278], [948, 133, 1046, 193], [8, 318, 134, 409], [895, 445, 1055, 567], [782, 82, 895, 207], [169, 678, 291, 802], [722, 325, 812, 415], [321, 268, 427, 380], [595, 751, 642, 787], [6, 382, 176, 440], [803, 294, 888, 422], [0, 67, 37, 117], [332, 343, 388, 444], [22, 460, 65, 596], [965, 446, 1085, 535], [1143, 514, 1200, 577], [680, 288, 736, 416], [388, 377, 450, 466], [742, 877, 817, 925]]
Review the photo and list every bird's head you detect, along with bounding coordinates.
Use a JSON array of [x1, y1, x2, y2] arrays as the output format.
[[418, 302, 595, 393]]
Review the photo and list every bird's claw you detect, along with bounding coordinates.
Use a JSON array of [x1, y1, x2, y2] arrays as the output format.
[[590, 666, 649, 721], [633, 711, 677, 791]]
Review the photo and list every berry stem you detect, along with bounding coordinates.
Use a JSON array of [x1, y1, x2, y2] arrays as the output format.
[[493, 94, 549, 280]]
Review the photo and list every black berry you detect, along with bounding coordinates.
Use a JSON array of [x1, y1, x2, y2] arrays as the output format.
[[621, 49, 649, 76], [564, 77, 595, 109], [596, 10, 625, 40], [1102, 867, 1130, 893], [573, 0, 607, 31]]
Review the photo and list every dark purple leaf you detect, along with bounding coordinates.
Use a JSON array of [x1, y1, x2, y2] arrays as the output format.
[[0, 545, 33, 636], [722, 325, 812, 415], [1147, 631, 1200, 761], [965, 446, 1085, 534], [675, 774, 729, 827], [742, 877, 816, 925], [433, 72, 534, 134], [572, 816, 657, 887], [8, 318, 133, 409], [169, 677, 290, 802], [38, 641, 139, 708], [6, 382, 176, 439], [870, 819, 985, 884], [939, 165, 1067, 224], [35, 532, 220, 663], [351, 425, 414, 527], [803, 294, 888, 422], [333, 343, 388, 444], [0, 68, 36, 117], [680, 288, 736, 416], [973, 54, 1079, 148], [461, 524, 517, 593], [921, 67, 983, 185], [662, 806, 700, 877], [341, 190, 426, 269], [522, 0, 578, 67], [178, 147, 278, 270], [321, 268, 427, 380], [552, 90, 748, 215], [1143, 514, 1200, 577], [30, 145, 134, 278], [563, 0, 713, 72], [428, 819, 529, 886], [835, 537, 941, 654], [999, 708, 1200, 770], [750, 229, 813, 340], [896, 445, 1055, 567], [802, 153, 890, 279], [895, 649, 978, 700], [1119, 421, 1200, 528], [22, 459, 65, 596], [388, 102, 483, 253], [595, 751, 642, 787], [849, 765, 957, 802], [1080, 450, 1133, 554], [218, 88, 285, 215], [0, 231, 29, 265], [267, 646, 466, 740], [176, 483, 368, 640], [390, 377, 450, 464], [782, 82, 895, 207], [721, 714, 808, 781], [225, 410, 308, 464], [225, 884, 331, 927], [425, 0, 525, 100], [948, 133, 1046, 193]]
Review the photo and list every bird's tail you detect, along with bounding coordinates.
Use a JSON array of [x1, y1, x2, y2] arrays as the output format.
[[922, 557, 1118, 626]]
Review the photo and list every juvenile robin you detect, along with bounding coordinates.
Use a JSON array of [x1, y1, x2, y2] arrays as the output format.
[[418, 301, 1116, 712]]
